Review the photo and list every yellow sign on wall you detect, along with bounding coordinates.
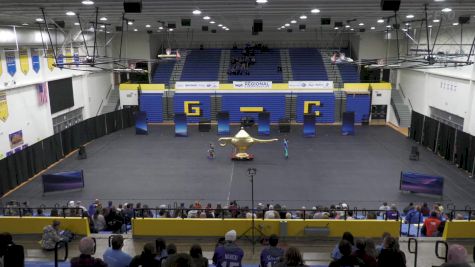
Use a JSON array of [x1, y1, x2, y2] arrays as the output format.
[[0, 92, 9, 122], [19, 47, 29, 75], [0, 53, 3, 77], [47, 49, 55, 71], [184, 101, 202, 116], [304, 101, 321, 116], [65, 48, 72, 63]]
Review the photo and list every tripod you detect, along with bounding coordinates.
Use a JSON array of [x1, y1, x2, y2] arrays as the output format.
[[238, 168, 265, 254]]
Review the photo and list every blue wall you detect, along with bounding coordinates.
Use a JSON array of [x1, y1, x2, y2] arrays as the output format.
[[140, 93, 163, 123], [296, 93, 335, 123], [174, 93, 212, 122], [221, 93, 286, 122], [346, 94, 370, 123]]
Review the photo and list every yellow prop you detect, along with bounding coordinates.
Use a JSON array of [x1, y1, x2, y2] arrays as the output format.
[[218, 127, 278, 160]]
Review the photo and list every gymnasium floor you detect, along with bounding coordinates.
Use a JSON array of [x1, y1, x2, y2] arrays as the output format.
[[3, 125, 475, 210]]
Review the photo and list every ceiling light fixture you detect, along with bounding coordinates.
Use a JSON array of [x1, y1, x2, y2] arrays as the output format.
[[36, 18, 44, 22], [128, 21, 133, 25], [441, 8, 452, 12], [203, 16, 210, 20], [402, 28, 408, 32], [159, 26, 163, 30], [433, 19, 440, 23], [256, 0, 268, 3], [291, 20, 297, 24], [428, 25, 433, 28], [192, 10, 202, 15], [285, 23, 290, 27], [300, 15, 307, 19], [359, 22, 364, 26], [169, 28, 174, 31], [100, 25, 105, 28], [74, 22, 80, 25], [66, 11, 76, 16], [145, 24, 151, 28], [386, 25, 392, 28], [370, 26, 375, 30], [133, 29, 138, 31], [345, 25, 350, 28], [218, 24, 223, 27], [377, 19, 384, 23], [82, 0, 94, 5], [334, 27, 339, 30], [350, 28, 354, 31], [22, 23, 29, 26], [405, 22, 410, 26], [225, 28, 229, 31], [406, 14, 414, 18], [311, 9, 320, 14], [452, 22, 459, 26], [100, 17, 107, 21], [210, 21, 215, 24]]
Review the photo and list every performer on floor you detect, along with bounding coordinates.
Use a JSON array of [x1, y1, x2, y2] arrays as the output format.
[[208, 143, 216, 159], [283, 138, 289, 159]]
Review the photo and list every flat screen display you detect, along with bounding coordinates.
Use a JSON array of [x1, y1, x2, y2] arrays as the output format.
[[49, 78, 74, 114]]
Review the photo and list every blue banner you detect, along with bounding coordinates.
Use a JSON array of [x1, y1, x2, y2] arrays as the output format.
[[258, 112, 270, 136], [73, 52, 80, 66], [42, 170, 84, 193], [57, 54, 64, 69], [135, 111, 148, 135], [174, 113, 188, 137], [303, 114, 316, 137], [31, 49, 40, 73], [217, 112, 230, 135], [400, 172, 444, 196], [5, 51, 16, 77]]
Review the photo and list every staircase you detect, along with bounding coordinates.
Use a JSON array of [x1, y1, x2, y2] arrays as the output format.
[[279, 49, 293, 82], [169, 51, 188, 88], [320, 49, 344, 88], [391, 89, 412, 128], [100, 88, 119, 114], [218, 50, 231, 83]]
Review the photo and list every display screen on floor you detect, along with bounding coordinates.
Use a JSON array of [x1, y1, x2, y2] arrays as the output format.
[[258, 112, 270, 136], [342, 111, 355, 135], [400, 172, 444, 196], [175, 113, 188, 137], [303, 114, 316, 137], [48, 78, 74, 114], [42, 170, 84, 193], [217, 112, 230, 135]]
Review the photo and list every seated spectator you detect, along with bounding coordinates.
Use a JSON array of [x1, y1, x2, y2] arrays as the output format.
[[169, 253, 194, 267], [162, 243, 178, 267], [130, 243, 161, 267], [378, 202, 390, 215], [275, 247, 306, 267], [213, 230, 244, 267], [155, 238, 167, 261], [352, 239, 377, 267], [422, 211, 441, 237], [440, 244, 471, 267], [377, 236, 406, 267], [346, 210, 354, 220], [329, 240, 362, 267], [375, 232, 391, 255], [366, 212, 377, 220], [405, 205, 422, 224], [190, 244, 208, 267], [365, 239, 378, 259], [70, 237, 107, 267], [331, 232, 355, 260], [0, 232, 24, 267], [36, 208, 45, 217], [105, 207, 124, 233], [403, 202, 414, 214], [385, 205, 399, 220], [260, 234, 284, 267], [421, 202, 430, 216], [92, 210, 107, 233], [21, 201, 33, 216], [40, 220, 65, 250], [103, 235, 132, 267], [264, 205, 277, 219]]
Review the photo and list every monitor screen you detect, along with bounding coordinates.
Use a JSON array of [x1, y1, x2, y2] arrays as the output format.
[[48, 78, 74, 114]]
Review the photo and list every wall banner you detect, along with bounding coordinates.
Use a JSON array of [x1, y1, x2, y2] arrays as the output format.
[[65, 48, 73, 63], [0, 52, 3, 77], [31, 48, 40, 73], [57, 53, 64, 69], [233, 81, 273, 89], [47, 49, 55, 71], [73, 48, 80, 66], [19, 47, 29, 75], [289, 81, 334, 89], [175, 81, 220, 89], [0, 91, 8, 122], [5, 51, 16, 77]]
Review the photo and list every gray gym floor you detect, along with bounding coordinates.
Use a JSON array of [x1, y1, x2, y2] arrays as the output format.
[[3, 125, 475, 210]]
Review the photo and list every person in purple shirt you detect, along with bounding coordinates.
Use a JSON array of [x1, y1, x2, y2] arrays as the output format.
[[213, 230, 244, 267], [260, 235, 284, 267]]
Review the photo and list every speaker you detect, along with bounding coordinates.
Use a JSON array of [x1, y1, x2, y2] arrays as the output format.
[[181, 18, 191, 27], [199, 119, 211, 132], [168, 23, 176, 29], [55, 21, 65, 28], [279, 118, 291, 133], [359, 28, 366, 32], [299, 24, 306, 31], [334, 22, 343, 27], [78, 145, 87, 160], [147, 30, 152, 34], [211, 29, 217, 33], [321, 18, 331, 25], [202, 26, 208, 31], [380, 0, 400, 11], [459, 16, 470, 24], [286, 29, 293, 33], [124, 1, 142, 13], [116, 26, 123, 32], [253, 19, 263, 32]]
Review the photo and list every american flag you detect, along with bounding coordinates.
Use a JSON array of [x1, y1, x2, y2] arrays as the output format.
[[37, 83, 49, 105]]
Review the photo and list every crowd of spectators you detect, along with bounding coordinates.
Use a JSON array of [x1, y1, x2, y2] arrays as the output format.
[[227, 43, 270, 76]]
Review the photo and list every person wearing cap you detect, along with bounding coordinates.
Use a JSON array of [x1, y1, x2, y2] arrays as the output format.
[[440, 244, 471, 267], [71, 237, 107, 267], [103, 235, 132, 267], [130, 243, 161, 267], [40, 220, 64, 250], [260, 235, 284, 267], [213, 230, 244, 267]]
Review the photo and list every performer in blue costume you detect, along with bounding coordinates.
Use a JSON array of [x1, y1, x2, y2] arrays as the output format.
[[283, 138, 288, 159], [208, 143, 216, 159]]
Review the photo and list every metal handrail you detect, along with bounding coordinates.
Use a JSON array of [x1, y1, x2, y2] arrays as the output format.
[[391, 98, 402, 125], [399, 83, 414, 110], [408, 238, 418, 267], [435, 240, 448, 262], [54, 241, 68, 267], [0, 206, 86, 218], [96, 84, 114, 116]]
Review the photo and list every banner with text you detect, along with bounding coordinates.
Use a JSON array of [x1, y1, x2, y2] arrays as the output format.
[[175, 81, 220, 89], [289, 81, 334, 89], [233, 81, 273, 89]]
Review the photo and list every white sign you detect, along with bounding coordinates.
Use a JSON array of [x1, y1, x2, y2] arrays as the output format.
[[175, 81, 220, 89], [288, 81, 334, 89], [233, 81, 273, 89]]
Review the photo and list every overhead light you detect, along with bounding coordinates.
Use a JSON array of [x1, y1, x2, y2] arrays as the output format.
[[285, 23, 290, 27], [428, 25, 433, 28], [377, 19, 384, 23], [192, 9, 202, 15], [386, 25, 392, 28], [433, 19, 440, 23], [350, 28, 354, 31], [145, 24, 151, 28], [406, 14, 414, 18], [66, 11, 76, 16], [359, 23, 364, 26], [159, 26, 163, 29], [82, 0, 94, 5], [128, 21, 133, 25], [402, 28, 408, 32], [256, 0, 268, 3], [370, 26, 375, 30], [434, 0, 445, 2], [36, 18, 44, 22], [100, 17, 107, 21], [22, 23, 29, 26], [311, 9, 320, 14], [169, 28, 174, 31], [74, 22, 80, 25], [100, 25, 105, 28], [134, 29, 138, 31], [218, 24, 223, 27], [291, 20, 297, 24], [405, 22, 410, 26], [210, 21, 215, 24], [277, 28, 281, 30], [441, 8, 452, 12], [203, 16, 210, 20], [106, 31, 110, 33], [300, 15, 307, 20], [225, 28, 229, 31], [345, 25, 350, 28], [452, 22, 459, 26], [334, 27, 339, 30]]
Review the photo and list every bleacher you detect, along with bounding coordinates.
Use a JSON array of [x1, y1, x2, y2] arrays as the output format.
[[289, 48, 328, 81], [180, 49, 221, 81], [338, 63, 360, 83], [228, 49, 283, 82], [151, 59, 176, 85]]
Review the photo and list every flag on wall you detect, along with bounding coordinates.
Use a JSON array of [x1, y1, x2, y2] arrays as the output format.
[[65, 48, 73, 63], [19, 47, 29, 75], [57, 53, 64, 69], [5, 51, 17, 77], [73, 48, 80, 67], [31, 48, 40, 73], [37, 83, 49, 105], [47, 49, 55, 71], [0, 91, 8, 122]]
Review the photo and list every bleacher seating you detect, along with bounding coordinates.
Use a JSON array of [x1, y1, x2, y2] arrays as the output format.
[[228, 49, 283, 82], [338, 63, 360, 83], [181, 49, 221, 81], [289, 48, 328, 81], [151, 59, 176, 85]]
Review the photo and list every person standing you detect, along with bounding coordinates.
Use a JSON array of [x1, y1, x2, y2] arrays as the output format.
[[213, 230, 244, 267], [103, 235, 132, 267], [260, 235, 284, 267], [283, 139, 289, 159]]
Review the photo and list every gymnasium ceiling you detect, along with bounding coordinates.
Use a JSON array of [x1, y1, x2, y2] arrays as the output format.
[[0, 0, 475, 33]]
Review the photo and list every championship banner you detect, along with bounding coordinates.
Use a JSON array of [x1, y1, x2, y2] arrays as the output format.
[[65, 48, 73, 63], [0, 92, 8, 122], [19, 47, 29, 75], [31, 48, 40, 73], [57, 53, 64, 69], [73, 48, 80, 66], [289, 81, 334, 89], [46, 49, 55, 71], [233, 81, 272, 89], [175, 81, 219, 89], [0, 53, 3, 76], [5, 51, 17, 77]]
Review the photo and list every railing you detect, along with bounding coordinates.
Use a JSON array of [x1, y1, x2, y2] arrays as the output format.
[[435, 240, 448, 263], [391, 97, 402, 125], [408, 238, 418, 267], [54, 241, 68, 267], [399, 83, 413, 111], [0, 205, 87, 218], [96, 84, 114, 116]]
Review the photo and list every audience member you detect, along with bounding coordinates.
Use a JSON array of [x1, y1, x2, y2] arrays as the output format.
[[405, 205, 423, 224], [103, 235, 132, 267], [130, 243, 161, 267], [169, 253, 195, 267], [155, 238, 168, 261], [162, 243, 178, 267], [105, 207, 124, 233], [213, 230, 244, 267], [365, 238, 378, 259], [403, 202, 414, 214], [440, 244, 471, 267], [421, 202, 430, 216], [331, 232, 355, 260], [260, 235, 284, 267], [375, 232, 391, 255], [352, 239, 377, 267], [70, 237, 107, 267], [377, 236, 406, 267], [190, 244, 209, 267], [0, 232, 24, 267], [40, 220, 65, 250], [378, 202, 390, 215], [275, 247, 307, 267], [92, 210, 107, 233], [385, 205, 399, 220], [329, 240, 362, 267], [422, 211, 441, 237]]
